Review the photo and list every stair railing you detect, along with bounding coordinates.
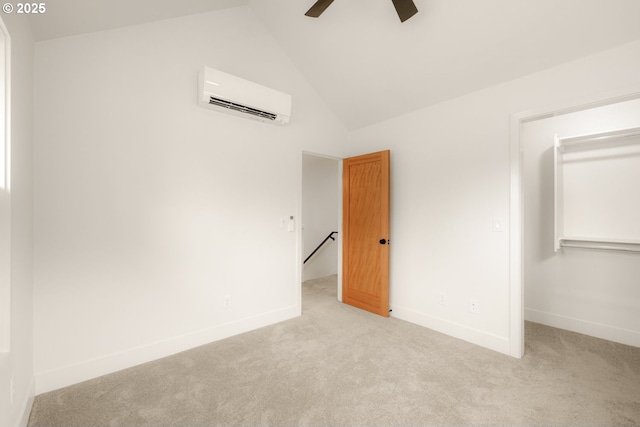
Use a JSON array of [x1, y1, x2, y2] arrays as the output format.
[[304, 231, 338, 264]]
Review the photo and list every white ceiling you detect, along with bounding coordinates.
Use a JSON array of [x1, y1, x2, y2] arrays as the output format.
[[28, 0, 640, 130], [27, 0, 249, 41]]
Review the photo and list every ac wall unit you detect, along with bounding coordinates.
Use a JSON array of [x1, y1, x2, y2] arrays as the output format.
[[198, 67, 291, 125]]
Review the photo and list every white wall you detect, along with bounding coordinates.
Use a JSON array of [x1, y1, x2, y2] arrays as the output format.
[[349, 40, 640, 355], [0, 12, 35, 427], [302, 154, 339, 281], [523, 98, 640, 347], [33, 6, 349, 394]]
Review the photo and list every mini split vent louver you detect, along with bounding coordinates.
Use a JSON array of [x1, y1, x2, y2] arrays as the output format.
[[207, 96, 278, 122], [198, 67, 291, 125]]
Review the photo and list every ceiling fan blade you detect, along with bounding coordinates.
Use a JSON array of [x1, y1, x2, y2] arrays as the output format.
[[391, 0, 418, 22], [305, 0, 335, 18]]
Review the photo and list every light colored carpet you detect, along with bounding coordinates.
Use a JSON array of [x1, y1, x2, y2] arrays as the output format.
[[29, 275, 640, 426]]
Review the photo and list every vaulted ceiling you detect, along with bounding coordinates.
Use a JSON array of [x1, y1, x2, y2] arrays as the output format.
[[27, 0, 640, 130]]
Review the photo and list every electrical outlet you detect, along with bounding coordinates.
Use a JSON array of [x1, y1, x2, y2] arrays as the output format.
[[470, 299, 480, 314], [438, 292, 447, 306], [223, 295, 232, 309], [10, 376, 15, 404]]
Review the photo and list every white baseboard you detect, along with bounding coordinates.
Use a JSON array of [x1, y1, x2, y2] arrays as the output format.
[[525, 308, 640, 348], [35, 305, 299, 395], [16, 376, 34, 427], [390, 305, 511, 355]]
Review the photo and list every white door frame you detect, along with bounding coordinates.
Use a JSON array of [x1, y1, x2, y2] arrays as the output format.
[[0, 14, 11, 353], [508, 83, 640, 358]]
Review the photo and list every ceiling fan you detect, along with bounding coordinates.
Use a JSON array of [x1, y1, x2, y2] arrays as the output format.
[[305, 0, 418, 23]]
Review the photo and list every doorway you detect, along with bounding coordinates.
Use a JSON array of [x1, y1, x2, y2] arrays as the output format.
[[521, 98, 640, 347], [301, 152, 341, 305], [510, 87, 640, 357]]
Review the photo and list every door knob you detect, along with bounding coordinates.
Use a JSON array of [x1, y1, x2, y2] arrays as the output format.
[[379, 239, 387, 245]]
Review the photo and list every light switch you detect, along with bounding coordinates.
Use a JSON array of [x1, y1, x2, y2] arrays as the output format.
[[287, 215, 295, 232]]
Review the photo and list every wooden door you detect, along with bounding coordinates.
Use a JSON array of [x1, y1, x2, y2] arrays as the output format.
[[342, 150, 390, 317]]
